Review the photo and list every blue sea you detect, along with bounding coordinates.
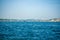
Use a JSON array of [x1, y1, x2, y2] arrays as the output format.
[[0, 22, 60, 40]]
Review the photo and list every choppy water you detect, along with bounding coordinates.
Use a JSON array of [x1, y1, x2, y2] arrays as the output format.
[[0, 22, 60, 40]]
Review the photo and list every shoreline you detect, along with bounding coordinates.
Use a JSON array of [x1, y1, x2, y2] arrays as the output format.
[[0, 19, 60, 22]]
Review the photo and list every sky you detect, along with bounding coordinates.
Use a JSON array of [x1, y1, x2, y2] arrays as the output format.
[[0, 0, 60, 19]]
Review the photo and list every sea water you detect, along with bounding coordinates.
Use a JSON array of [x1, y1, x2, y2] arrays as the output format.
[[0, 22, 60, 40]]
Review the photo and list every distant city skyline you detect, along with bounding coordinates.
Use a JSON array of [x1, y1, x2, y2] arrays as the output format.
[[0, 0, 60, 19]]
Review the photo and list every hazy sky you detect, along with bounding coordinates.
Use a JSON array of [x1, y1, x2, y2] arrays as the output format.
[[0, 0, 60, 19]]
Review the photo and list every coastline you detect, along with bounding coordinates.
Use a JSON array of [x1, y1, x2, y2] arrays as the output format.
[[0, 18, 60, 22]]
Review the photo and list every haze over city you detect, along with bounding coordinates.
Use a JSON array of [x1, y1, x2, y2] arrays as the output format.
[[0, 0, 60, 19]]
